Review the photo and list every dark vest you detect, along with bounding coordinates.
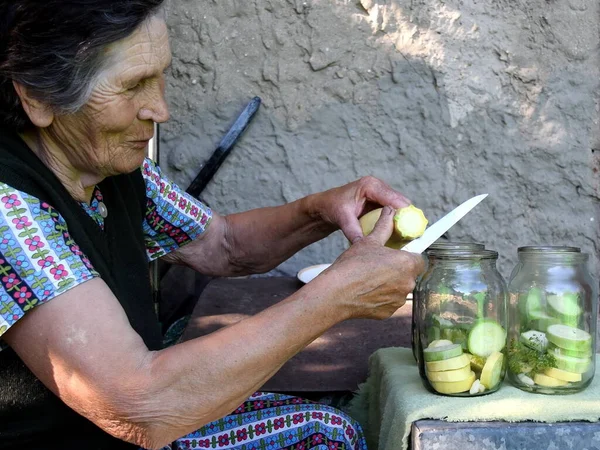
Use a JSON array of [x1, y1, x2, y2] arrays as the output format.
[[0, 129, 163, 449]]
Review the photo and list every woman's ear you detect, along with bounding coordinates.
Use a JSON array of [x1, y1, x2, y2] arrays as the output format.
[[12, 81, 54, 128]]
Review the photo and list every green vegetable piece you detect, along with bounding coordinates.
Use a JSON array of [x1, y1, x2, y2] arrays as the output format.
[[547, 324, 592, 353], [527, 312, 561, 333], [468, 320, 506, 358], [551, 352, 591, 374], [525, 287, 544, 319], [547, 292, 581, 325], [548, 343, 592, 359], [423, 343, 463, 362]]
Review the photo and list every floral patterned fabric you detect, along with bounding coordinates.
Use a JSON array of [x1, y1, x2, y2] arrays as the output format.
[[155, 392, 367, 450], [0, 158, 212, 345]]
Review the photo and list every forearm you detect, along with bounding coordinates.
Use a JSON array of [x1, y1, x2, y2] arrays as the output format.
[[136, 274, 346, 446], [170, 194, 335, 277]]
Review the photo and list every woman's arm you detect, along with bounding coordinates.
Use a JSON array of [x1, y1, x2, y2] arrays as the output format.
[[4, 208, 423, 449], [164, 176, 412, 276]]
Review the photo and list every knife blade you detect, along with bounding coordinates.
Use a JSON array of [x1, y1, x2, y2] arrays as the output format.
[[401, 194, 488, 254]]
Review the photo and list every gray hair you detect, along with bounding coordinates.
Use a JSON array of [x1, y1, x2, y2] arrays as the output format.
[[0, 1, 166, 130]]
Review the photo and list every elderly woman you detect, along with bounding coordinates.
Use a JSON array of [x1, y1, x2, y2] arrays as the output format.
[[0, 1, 423, 449]]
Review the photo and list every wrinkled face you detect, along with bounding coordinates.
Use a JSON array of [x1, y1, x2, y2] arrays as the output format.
[[49, 16, 171, 177]]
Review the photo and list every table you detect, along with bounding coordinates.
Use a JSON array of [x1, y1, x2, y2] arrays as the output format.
[[411, 420, 600, 449], [180, 276, 413, 392]]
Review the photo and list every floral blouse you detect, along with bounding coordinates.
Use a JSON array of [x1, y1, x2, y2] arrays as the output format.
[[0, 158, 212, 345]]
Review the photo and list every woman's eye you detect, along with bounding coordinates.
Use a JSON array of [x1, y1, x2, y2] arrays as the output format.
[[126, 81, 142, 92]]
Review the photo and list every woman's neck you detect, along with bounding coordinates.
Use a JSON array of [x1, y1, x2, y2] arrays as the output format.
[[20, 130, 102, 203]]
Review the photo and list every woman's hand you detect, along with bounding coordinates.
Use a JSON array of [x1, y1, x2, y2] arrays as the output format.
[[308, 176, 412, 244], [319, 205, 425, 320]]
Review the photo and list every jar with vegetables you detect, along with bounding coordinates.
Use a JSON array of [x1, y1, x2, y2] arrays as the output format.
[[507, 246, 597, 394], [416, 249, 508, 396], [412, 242, 485, 369]]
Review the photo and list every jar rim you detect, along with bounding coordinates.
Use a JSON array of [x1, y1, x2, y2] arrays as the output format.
[[518, 245, 581, 253], [427, 241, 485, 251], [519, 251, 589, 263], [427, 249, 498, 259]]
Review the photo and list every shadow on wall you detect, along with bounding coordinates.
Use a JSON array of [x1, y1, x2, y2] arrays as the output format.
[[162, 0, 599, 278]]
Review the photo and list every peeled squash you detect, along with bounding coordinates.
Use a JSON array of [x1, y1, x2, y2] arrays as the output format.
[[431, 371, 476, 394], [359, 205, 428, 249]]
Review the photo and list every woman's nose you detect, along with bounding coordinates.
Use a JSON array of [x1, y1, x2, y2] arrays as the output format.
[[138, 78, 170, 123]]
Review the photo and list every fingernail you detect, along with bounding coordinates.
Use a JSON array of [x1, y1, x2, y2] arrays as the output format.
[[382, 206, 393, 215]]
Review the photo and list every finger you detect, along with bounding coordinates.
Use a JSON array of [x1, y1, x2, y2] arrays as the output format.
[[400, 251, 427, 276], [365, 205, 395, 245], [362, 177, 411, 209], [343, 211, 368, 244]]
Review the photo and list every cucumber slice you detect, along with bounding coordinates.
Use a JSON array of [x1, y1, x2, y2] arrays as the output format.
[[551, 352, 591, 374], [467, 320, 507, 357], [546, 324, 592, 353], [428, 339, 454, 348], [527, 312, 561, 333], [525, 287, 544, 319], [544, 367, 582, 383], [423, 343, 463, 362], [425, 353, 470, 372], [480, 351, 504, 389], [430, 371, 476, 394], [548, 344, 592, 359], [427, 364, 472, 382], [547, 292, 581, 321], [534, 373, 568, 387], [519, 330, 548, 352]]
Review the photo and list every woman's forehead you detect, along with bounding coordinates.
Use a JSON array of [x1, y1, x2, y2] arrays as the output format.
[[104, 16, 171, 77]]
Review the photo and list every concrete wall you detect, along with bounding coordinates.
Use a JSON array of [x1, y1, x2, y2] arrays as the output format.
[[160, 0, 600, 282]]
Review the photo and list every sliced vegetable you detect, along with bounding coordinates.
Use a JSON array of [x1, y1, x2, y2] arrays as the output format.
[[525, 287, 544, 319], [544, 367, 582, 383], [465, 352, 485, 372], [431, 371, 476, 394], [551, 352, 591, 374], [427, 364, 471, 382], [423, 343, 463, 362], [428, 339, 454, 348], [393, 205, 429, 239], [547, 292, 581, 323], [519, 330, 548, 352], [533, 373, 568, 387], [480, 351, 504, 389], [468, 320, 506, 357], [425, 353, 470, 372], [548, 344, 592, 359], [546, 324, 592, 353], [527, 312, 560, 333]]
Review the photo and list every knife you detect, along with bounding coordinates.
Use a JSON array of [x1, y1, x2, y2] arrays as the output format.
[[296, 194, 488, 283], [401, 194, 488, 254]]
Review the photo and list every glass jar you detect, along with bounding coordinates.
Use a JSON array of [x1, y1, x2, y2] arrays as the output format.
[[507, 246, 597, 394], [416, 250, 508, 396], [412, 242, 485, 363]]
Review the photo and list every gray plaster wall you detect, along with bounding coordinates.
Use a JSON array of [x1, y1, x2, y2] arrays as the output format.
[[160, 0, 600, 282]]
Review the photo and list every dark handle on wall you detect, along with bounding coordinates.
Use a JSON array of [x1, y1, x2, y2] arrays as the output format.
[[186, 96, 262, 198]]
